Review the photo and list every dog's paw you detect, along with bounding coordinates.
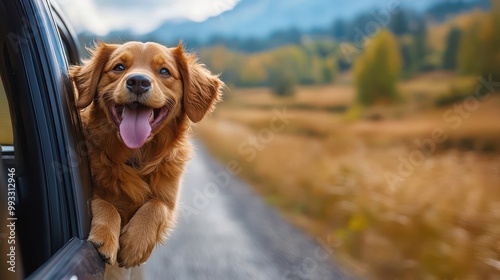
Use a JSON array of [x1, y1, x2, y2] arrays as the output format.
[[117, 223, 156, 268], [89, 226, 120, 265]]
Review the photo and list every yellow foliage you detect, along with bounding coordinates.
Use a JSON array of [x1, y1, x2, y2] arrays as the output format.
[[354, 29, 402, 105], [200, 42, 338, 88], [458, 9, 500, 79]]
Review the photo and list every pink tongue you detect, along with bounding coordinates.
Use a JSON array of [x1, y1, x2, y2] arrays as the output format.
[[119, 105, 153, 149]]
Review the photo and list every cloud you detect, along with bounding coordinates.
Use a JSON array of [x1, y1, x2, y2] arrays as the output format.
[[56, 0, 239, 35]]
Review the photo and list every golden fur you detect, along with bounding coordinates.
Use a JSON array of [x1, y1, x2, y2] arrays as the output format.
[[70, 41, 222, 268]]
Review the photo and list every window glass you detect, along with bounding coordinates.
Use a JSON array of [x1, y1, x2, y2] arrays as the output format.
[[0, 77, 13, 145]]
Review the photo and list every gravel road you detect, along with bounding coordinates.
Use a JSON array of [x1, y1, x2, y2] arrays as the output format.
[[143, 141, 354, 280]]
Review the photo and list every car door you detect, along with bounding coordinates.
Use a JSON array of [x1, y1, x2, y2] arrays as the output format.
[[0, 0, 104, 279]]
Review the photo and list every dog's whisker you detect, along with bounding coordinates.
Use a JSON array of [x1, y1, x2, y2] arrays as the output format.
[[167, 98, 176, 108]]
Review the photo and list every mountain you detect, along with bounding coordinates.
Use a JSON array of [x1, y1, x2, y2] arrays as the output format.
[[140, 0, 439, 44], [96, 0, 491, 50]]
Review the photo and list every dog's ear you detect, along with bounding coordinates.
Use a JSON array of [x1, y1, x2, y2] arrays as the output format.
[[173, 44, 222, 123], [70, 41, 118, 109]]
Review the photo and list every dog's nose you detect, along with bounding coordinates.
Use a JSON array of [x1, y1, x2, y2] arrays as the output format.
[[126, 74, 152, 95]]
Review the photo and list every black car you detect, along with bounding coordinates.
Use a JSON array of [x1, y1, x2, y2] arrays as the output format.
[[0, 0, 105, 279]]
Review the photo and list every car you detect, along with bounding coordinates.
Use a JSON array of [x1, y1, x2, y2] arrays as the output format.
[[0, 0, 105, 279]]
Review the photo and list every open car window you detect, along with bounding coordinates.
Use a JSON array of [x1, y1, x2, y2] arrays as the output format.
[[0, 78, 13, 146], [0, 0, 102, 278]]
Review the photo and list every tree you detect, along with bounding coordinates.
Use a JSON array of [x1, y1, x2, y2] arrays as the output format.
[[457, 10, 500, 80], [442, 27, 461, 70], [266, 46, 305, 96], [354, 29, 402, 105], [395, 17, 428, 75], [412, 18, 428, 71], [321, 57, 338, 84], [389, 11, 410, 36], [199, 46, 243, 87], [301, 41, 338, 84], [478, 8, 500, 81], [268, 69, 296, 97], [457, 16, 482, 75], [399, 36, 415, 75], [332, 19, 347, 40]]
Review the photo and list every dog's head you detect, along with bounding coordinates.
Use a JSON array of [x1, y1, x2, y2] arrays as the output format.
[[70, 41, 222, 149]]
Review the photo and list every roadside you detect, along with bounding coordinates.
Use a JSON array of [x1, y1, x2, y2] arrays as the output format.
[[144, 141, 355, 280], [194, 78, 500, 278]]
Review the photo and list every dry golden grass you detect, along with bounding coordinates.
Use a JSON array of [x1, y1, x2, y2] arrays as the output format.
[[195, 78, 500, 279], [224, 84, 354, 110], [398, 72, 473, 99], [0, 79, 13, 145]]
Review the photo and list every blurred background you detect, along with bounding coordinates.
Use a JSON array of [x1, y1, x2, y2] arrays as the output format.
[[60, 0, 500, 279]]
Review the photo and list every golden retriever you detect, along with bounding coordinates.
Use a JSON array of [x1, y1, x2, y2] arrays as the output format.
[[70, 41, 222, 268]]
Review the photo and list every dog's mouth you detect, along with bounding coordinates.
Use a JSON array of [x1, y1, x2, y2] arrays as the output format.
[[109, 102, 170, 149]]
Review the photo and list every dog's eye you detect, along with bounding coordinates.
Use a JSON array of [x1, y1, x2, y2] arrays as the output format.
[[113, 64, 125, 72], [159, 68, 171, 77]]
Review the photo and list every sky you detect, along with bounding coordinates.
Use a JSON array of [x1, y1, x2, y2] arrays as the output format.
[[56, 0, 240, 35], [55, 0, 440, 37]]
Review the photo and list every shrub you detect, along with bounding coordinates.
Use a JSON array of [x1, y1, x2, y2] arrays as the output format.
[[354, 29, 402, 106]]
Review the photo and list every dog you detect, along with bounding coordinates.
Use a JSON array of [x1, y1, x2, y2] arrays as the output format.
[[70, 41, 222, 268]]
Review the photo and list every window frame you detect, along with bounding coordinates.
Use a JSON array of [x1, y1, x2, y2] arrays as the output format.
[[0, 0, 101, 277]]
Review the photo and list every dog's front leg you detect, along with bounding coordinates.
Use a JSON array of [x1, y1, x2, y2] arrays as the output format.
[[88, 197, 121, 265], [117, 199, 170, 268]]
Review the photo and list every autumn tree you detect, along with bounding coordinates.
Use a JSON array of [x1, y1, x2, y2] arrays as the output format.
[[457, 15, 482, 75], [200, 42, 339, 91], [442, 27, 461, 70], [266, 45, 307, 96], [458, 9, 500, 80], [301, 41, 339, 84], [479, 8, 500, 81], [354, 29, 402, 105]]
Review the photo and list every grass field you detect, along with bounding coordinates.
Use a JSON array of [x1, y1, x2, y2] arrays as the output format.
[[194, 73, 500, 279], [0, 79, 13, 145]]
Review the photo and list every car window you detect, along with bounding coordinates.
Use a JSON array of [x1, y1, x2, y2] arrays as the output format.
[[0, 1, 97, 277], [0, 73, 20, 279], [0, 78, 13, 145]]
